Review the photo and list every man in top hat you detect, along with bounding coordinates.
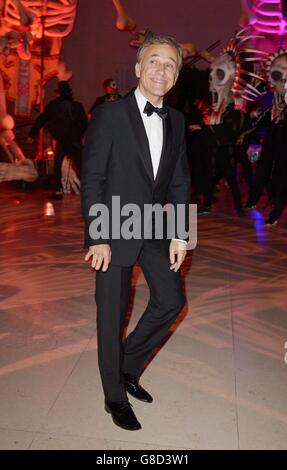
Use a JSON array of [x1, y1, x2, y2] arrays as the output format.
[[29, 80, 88, 199]]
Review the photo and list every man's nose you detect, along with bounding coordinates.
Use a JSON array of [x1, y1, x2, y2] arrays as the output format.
[[156, 63, 165, 73]]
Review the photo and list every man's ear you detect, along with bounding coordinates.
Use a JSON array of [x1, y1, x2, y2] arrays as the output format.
[[135, 62, 141, 79], [174, 72, 179, 85]]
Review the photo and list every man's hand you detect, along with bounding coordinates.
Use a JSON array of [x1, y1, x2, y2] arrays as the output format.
[[169, 240, 187, 272], [85, 244, 111, 272]]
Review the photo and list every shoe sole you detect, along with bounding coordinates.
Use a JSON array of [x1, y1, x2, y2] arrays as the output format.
[[104, 406, 141, 431]]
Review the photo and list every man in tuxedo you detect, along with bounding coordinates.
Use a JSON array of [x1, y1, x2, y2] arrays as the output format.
[[81, 35, 190, 431]]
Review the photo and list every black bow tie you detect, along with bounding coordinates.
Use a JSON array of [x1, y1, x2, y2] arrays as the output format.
[[143, 101, 168, 119]]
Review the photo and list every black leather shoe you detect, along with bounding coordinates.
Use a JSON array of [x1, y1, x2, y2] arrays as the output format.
[[236, 207, 245, 218], [123, 373, 153, 403], [197, 206, 211, 215], [244, 203, 256, 210], [48, 192, 63, 200], [265, 217, 278, 226], [105, 401, 141, 431]]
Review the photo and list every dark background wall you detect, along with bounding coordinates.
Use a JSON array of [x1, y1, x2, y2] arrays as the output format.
[[50, 0, 241, 110]]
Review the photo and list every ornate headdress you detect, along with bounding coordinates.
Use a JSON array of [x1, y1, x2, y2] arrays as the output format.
[[224, 28, 268, 102], [209, 28, 267, 123]]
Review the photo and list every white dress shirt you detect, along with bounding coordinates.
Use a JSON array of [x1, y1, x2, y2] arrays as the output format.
[[134, 87, 187, 247], [134, 87, 163, 179]]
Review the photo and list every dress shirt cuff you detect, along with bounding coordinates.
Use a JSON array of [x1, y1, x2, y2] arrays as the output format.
[[172, 239, 188, 246]]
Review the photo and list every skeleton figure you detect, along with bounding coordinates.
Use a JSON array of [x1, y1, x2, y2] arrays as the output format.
[[191, 30, 266, 215], [265, 50, 287, 120], [209, 28, 266, 124], [242, 49, 287, 224], [0, 0, 78, 58], [61, 155, 80, 195], [241, 0, 287, 36], [0, 0, 79, 116], [112, 0, 135, 32], [57, 61, 80, 195], [240, 0, 287, 53], [0, 158, 37, 182], [0, 63, 24, 162], [112, 0, 214, 62], [0, 63, 38, 183], [209, 54, 236, 122], [2, 0, 78, 40]]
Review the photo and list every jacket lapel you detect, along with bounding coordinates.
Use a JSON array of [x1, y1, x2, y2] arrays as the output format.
[[124, 91, 154, 182], [154, 112, 172, 186]]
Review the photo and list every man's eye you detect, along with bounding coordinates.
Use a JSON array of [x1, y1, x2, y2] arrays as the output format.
[[166, 63, 174, 70]]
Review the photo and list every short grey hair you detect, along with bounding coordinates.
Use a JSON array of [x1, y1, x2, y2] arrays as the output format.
[[136, 35, 183, 71]]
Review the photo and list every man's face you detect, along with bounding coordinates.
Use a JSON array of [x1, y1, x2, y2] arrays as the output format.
[[135, 44, 179, 101]]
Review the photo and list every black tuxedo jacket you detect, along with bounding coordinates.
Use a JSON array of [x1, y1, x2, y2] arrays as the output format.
[[81, 90, 190, 266]]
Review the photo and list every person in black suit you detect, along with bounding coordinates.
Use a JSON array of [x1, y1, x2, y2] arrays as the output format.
[[81, 35, 190, 431], [29, 81, 88, 199]]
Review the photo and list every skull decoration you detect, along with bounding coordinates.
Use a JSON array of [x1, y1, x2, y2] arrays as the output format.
[[209, 53, 236, 114], [209, 28, 266, 123], [265, 50, 287, 119]]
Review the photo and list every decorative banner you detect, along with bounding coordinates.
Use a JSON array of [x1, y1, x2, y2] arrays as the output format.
[[17, 59, 30, 115]]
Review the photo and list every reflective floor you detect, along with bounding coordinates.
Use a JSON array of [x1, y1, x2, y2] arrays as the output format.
[[0, 183, 287, 450]]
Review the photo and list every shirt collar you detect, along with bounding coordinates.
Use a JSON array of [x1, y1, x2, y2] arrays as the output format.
[[134, 86, 163, 115]]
